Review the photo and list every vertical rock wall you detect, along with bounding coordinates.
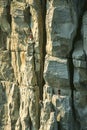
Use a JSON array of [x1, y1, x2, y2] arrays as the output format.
[[0, 0, 87, 130]]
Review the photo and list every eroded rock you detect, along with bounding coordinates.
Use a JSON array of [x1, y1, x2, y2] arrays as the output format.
[[0, 0, 87, 130]]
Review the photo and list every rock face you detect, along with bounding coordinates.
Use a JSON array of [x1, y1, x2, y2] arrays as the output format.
[[0, 0, 87, 130]]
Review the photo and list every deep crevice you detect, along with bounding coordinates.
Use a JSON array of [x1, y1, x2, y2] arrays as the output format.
[[6, 4, 12, 31], [39, 0, 47, 100], [37, 1, 47, 129]]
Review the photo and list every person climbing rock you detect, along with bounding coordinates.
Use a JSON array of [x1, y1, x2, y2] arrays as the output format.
[[26, 28, 34, 44], [29, 33, 33, 41]]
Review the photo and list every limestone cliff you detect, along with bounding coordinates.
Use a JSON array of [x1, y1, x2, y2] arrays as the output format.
[[0, 0, 87, 130]]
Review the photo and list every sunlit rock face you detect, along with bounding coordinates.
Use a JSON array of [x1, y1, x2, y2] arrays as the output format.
[[0, 0, 87, 130]]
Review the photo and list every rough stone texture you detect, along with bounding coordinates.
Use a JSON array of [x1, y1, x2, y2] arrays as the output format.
[[0, 0, 87, 130], [46, 0, 77, 58], [72, 10, 87, 130], [44, 56, 70, 88]]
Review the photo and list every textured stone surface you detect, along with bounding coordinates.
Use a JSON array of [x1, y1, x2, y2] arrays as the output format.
[[44, 56, 69, 88], [0, 0, 87, 130], [46, 0, 77, 58]]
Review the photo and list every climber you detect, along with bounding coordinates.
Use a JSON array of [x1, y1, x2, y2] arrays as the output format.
[[29, 33, 33, 41], [27, 32, 34, 44], [27, 28, 34, 42]]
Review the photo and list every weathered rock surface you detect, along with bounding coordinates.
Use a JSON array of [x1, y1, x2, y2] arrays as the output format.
[[0, 0, 87, 130], [44, 56, 69, 88]]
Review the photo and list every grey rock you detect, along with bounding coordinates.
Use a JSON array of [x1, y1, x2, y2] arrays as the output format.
[[46, 2, 77, 58], [83, 12, 87, 55], [44, 56, 69, 88], [72, 40, 85, 61], [74, 91, 87, 129]]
